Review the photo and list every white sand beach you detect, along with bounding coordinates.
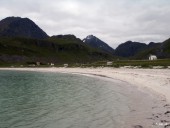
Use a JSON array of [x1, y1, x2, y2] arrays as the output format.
[[1, 67, 170, 128]]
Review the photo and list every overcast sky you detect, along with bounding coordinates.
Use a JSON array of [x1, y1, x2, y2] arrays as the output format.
[[0, 0, 170, 48]]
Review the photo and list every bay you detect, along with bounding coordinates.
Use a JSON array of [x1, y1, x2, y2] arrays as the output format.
[[0, 70, 156, 128]]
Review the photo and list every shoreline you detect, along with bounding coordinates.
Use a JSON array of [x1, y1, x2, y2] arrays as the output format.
[[1, 67, 170, 127], [1, 67, 169, 102]]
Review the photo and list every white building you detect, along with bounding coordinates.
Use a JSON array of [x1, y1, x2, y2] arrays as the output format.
[[36, 62, 40, 66], [107, 61, 113, 66], [149, 55, 157, 60], [64, 64, 68, 67], [50, 63, 54, 66]]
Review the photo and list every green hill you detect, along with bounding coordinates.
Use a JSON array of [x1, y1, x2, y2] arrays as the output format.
[[162, 38, 170, 54], [0, 36, 114, 66], [133, 39, 170, 59], [133, 43, 161, 59]]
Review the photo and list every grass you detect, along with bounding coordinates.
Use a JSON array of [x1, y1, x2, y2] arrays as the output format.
[[0, 37, 114, 65], [0, 59, 169, 68], [0, 36, 169, 68], [82, 59, 170, 68]]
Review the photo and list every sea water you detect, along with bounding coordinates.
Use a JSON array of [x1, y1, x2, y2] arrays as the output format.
[[0, 70, 157, 128]]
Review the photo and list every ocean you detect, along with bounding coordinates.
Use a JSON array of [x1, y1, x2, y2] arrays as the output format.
[[0, 70, 157, 128]]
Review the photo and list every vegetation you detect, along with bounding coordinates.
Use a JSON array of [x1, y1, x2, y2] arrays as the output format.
[[0, 17, 170, 68], [0, 37, 115, 67], [114, 41, 147, 57], [162, 38, 170, 53], [82, 59, 170, 68]]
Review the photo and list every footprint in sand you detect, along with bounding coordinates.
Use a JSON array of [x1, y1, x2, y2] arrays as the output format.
[[133, 125, 143, 128]]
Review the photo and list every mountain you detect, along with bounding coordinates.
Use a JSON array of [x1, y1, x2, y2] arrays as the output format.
[[0, 16, 169, 65], [0, 35, 114, 65], [83, 35, 114, 54], [133, 42, 161, 59], [151, 38, 170, 58], [0, 17, 49, 39], [115, 41, 147, 57], [114, 39, 170, 59], [0, 17, 115, 65]]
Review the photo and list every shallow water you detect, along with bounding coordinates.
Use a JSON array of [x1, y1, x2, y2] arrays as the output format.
[[0, 70, 158, 128]]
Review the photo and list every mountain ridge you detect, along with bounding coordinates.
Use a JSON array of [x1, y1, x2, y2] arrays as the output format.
[[0, 16, 169, 63]]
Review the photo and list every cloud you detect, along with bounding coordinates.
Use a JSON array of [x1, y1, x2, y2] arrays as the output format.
[[0, 0, 170, 48]]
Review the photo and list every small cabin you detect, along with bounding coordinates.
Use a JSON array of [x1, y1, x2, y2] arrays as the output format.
[[50, 63, 54, 66], [149, 55, 157, 60], [64, 64, 68, 67], [107, 61, 113, 66], [36, 62, 40, 66]]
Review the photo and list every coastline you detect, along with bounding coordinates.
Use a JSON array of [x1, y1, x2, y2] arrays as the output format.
[[0, 67, 170, 127], [1, 67, 169, 102]]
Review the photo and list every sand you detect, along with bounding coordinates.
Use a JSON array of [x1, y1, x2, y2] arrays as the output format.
[[1, 67, 170, 128]]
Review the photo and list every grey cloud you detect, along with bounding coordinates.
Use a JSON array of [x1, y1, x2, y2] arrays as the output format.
[[0, 0, 170, 48]]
